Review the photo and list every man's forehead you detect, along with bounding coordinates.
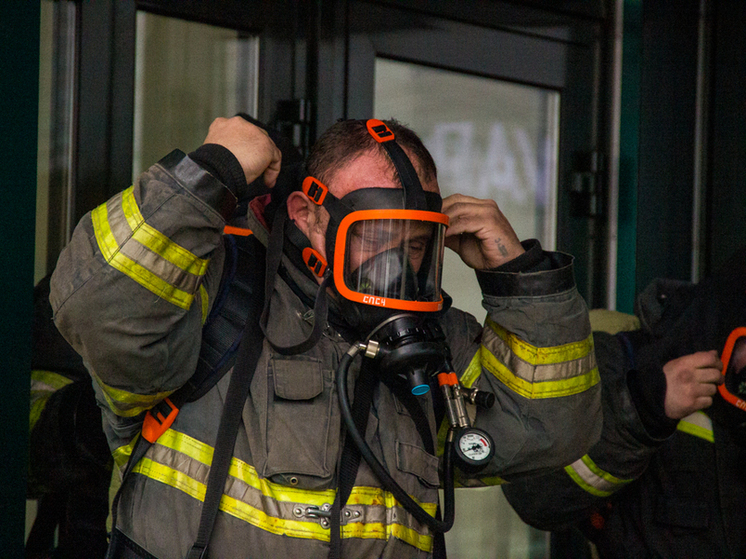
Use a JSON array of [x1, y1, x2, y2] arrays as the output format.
[[329, 149, 439, 198]]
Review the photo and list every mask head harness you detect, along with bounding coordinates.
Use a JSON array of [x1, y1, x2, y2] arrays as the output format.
[[303, 119, 447, 312], [261, 119, 450, 354]]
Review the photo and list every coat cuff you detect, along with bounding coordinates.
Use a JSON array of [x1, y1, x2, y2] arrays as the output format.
[[475, 239, 576, 297], [157, 149, 238, 222], [188, 143, 247, 199]]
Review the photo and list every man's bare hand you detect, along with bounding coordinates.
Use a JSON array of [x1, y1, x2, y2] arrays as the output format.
[[663, 350, 723, 420], [441, 194, 525, 270], [203, 117, 282, 187]]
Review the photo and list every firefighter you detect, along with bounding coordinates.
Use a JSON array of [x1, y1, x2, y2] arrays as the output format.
[[50, 116, 600, 558], [503, 248, 746, 558]]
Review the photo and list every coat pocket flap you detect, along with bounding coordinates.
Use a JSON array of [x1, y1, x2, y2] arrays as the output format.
[[272, 358, 323, 400], [396, 441, 440, 488]]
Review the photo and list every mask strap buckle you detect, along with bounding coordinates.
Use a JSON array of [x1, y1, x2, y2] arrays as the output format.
[[302, 176, 328, 205], [302, 247, 328, 278], [365, 119, 427, 211]]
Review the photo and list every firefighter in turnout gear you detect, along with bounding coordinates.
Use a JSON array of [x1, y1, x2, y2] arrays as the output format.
[[51, 116, 600, 559], [503, 249, 746, 559]]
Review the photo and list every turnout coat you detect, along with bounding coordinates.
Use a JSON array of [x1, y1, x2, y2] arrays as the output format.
[[503, 259, 746, 559], [51, 150, 600, 558]]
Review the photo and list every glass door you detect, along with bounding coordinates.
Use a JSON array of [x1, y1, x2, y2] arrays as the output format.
[[132, 11, 259, 177], [340, 0, 606, 307]]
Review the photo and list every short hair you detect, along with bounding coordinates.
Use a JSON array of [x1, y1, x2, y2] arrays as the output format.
[[306, 119, 437, 190]]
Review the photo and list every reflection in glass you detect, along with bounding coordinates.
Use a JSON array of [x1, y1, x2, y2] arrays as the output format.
[[37, 0, 76, 283], [133, 12, 259, 178], [374, 58, 560, 322]]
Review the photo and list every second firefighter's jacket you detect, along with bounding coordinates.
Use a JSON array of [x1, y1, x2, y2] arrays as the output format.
[[50, 150, 600, 559], [503, 269, 746, 559]]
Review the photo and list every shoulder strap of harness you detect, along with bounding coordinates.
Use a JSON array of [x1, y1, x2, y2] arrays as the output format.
[[107, 228, 266, 559], [140, 230, 264, 443]]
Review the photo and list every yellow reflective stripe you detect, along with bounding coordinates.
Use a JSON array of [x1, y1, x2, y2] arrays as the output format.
[[219, 493, 330, 540], [31, 370, 75, 392], [480, 320, 598, 399], [383, 523, 432, 552], [113, 438, 138, 470], [199, 285, 209, 324], [135, 456, 206, 499], [137, 428, 435, 551], [30, 370, 75, 431], [459, 351, 482, 389], [481, 346, 599, 399], [90, 368, 173, 418], [91, 188, 210, 310], [158, 428, 336, 506], [29, 397, 49, 432], [157, 428, 216, 467], [133, 452, 331, 540], [487, 319, 594, 365], [564, 454, 633, 497], [677, 411, 714, 443], [92, 202, 195, 310], [226, 489, 434, 550], [158, 429, 436, 512], [341, 494, 434, 550], [122, 189, 209, 277]]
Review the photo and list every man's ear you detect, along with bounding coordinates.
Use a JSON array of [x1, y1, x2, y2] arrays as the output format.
[[287, 191, 330, 272], [287, 192, 329, 261], [286, 191, 315, 238]]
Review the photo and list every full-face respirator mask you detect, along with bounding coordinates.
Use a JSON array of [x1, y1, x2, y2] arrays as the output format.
[[260, 120, 496, 542], [261, 119, 451, 380]]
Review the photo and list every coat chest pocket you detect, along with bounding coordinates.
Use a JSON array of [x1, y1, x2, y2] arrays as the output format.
[[263, 356, 340, 489], [381, 389, 441, 490]]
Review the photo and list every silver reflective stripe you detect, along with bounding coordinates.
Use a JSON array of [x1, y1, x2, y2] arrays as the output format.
[[480, 319, 599, 399], [130, 429, 436, 551], [677, 411, 714, 442], [91, 187, 208, 310], [564, 454, 632, 497]]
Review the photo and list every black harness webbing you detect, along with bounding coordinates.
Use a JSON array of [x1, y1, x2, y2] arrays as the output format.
[[328, 360, 378, 559], [106, 232, 266, 559], [185, 254, 266, 558]]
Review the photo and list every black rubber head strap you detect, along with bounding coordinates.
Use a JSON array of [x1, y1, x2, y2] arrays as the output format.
[[366, 119, 427, 211], [260, 208, 332, 356]]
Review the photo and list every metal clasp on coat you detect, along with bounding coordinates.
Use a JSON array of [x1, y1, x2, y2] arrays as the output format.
[[293, 503, 332, 528]]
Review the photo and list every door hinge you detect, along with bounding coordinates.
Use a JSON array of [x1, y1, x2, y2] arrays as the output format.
[[275, 99, 313, 156], [569, 150, 604, 218]]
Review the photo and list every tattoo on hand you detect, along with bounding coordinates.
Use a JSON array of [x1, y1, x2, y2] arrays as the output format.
[[495, 238, 509, 257]]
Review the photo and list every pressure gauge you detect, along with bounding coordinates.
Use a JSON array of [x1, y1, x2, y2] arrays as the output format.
[[453, 428, 495, 472]]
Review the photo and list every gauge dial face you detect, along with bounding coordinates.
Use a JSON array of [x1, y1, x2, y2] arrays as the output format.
[[457, 430, 492, 463]]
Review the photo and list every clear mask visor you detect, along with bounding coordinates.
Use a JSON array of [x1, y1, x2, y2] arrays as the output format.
[[333, 210, 448, 312]]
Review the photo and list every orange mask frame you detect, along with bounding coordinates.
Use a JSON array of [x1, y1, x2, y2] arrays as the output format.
[[333, 209, 449, 312], [718, 326, 746, 412]]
